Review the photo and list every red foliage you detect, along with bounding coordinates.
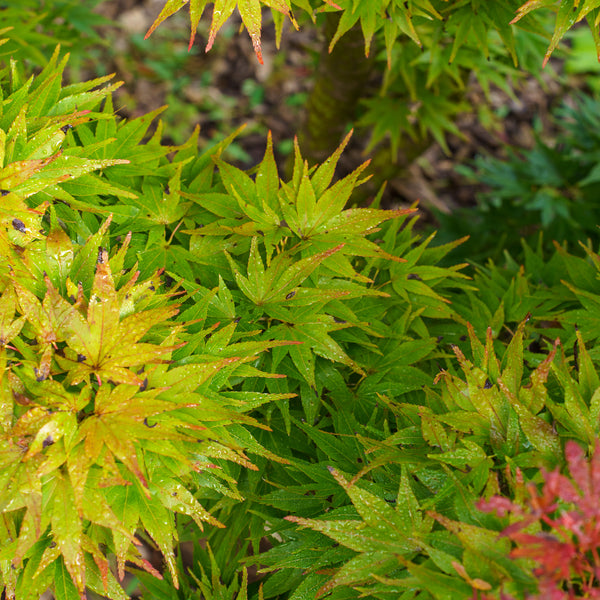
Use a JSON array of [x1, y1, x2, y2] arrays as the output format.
[[477, 441, 600, 599]]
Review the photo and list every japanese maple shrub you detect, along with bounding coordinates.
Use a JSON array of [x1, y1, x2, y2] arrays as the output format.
[[2, 1, 600, 599], [0, 44, 472, 599]]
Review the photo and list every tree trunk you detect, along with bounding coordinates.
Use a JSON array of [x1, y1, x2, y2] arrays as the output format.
[[295, 13, 374, 166]]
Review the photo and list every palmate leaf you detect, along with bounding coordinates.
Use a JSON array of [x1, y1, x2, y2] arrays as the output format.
[[12, 248, 181, 386], [327, 0, 442, 57], [513, 0, 600, 66], [225, 238, 346, 305], [55, 254, 181, 386], [145, 0, 300, 61], [285, 468, 424, 596], [431, 320, 563, 467]]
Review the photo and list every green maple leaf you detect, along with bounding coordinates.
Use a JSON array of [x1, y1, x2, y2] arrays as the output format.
[[145, 0, 300, 62]]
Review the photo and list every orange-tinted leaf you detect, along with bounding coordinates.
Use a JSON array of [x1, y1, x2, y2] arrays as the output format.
[[238, 0, 264, 63], [81, 416, 148, 489], [0, 153, 59, 189], [206, 0, 237, 54]]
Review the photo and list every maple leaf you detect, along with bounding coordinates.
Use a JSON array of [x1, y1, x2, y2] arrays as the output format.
[[54, 251, 182, 386], [478, 441, 600, 599], [145, 0, 300, 62]]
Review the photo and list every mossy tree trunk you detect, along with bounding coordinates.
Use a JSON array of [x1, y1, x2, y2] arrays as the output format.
[[295, 13, 375, 166], [294, 14, 432, 204]]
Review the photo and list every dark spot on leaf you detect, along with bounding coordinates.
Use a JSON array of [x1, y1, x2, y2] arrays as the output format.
[[144, 418, 157, 428], [235, 215, 244, 220], [97, 247, 104, 263], [437, 336, 444, 343], [34, 368, 47, 382], [460, 335, 467, 341], [279, 220, 287, 228], [137, 368, 145, 374], [11, 218, 26, 233], [49, 542, 56, 548], [0, 190, 10, 196], [164, 274, 175, 289], [149, 282, 155, 291], [407, 273, 422, 280], [42, 436, 54, 448], [484, 378, 492, 389], [60, 124, 73, 133], [333, 317, 346, 324], [164, 184, 170, 194], [77, 354, 86, 363], [139, 377, 148, 392], [205, 332, 213, 341], [285, 291, 296, 300], [257, 230, 264, 236], [234, 317, 241, 323], [357, 457, 363, 463], [13, 391, 30, 405]]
